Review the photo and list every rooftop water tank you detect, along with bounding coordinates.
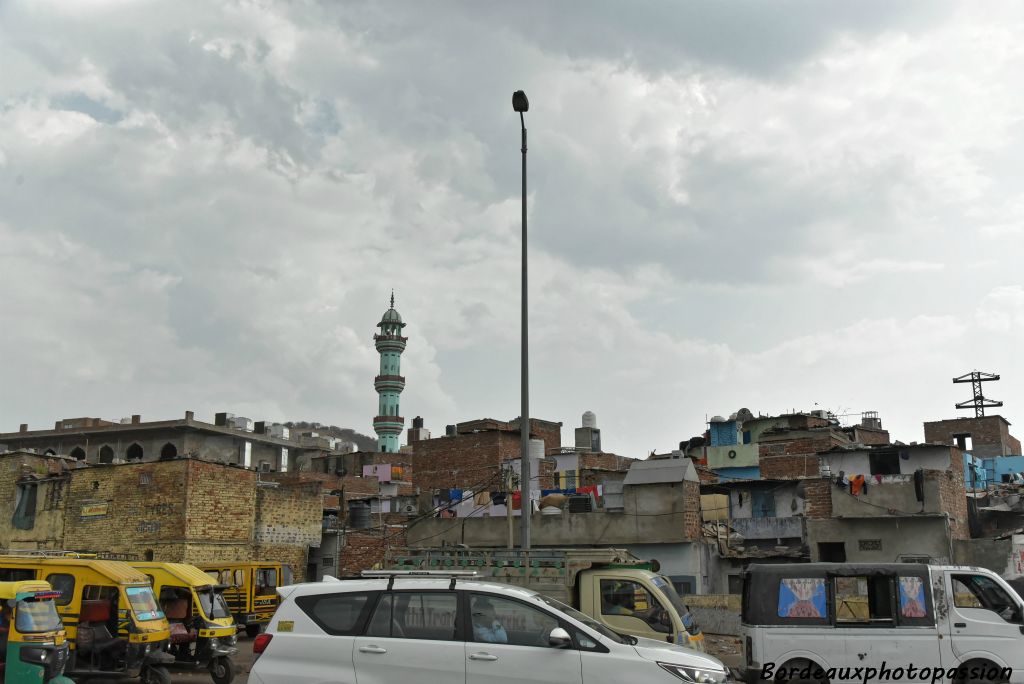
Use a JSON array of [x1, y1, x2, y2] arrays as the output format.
[[348, 501, 371, 530], [582, 411, 597, 429], [529, 438, 545, 461]]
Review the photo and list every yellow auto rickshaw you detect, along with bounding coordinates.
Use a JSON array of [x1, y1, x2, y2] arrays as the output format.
[[194, 563, 291, 637], [0, 554, 173, 684], [131, 563, 238, 684], [0, 580, 74, 684]]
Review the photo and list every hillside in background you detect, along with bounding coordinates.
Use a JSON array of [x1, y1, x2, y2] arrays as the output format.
[[284, 421, 378, 452]]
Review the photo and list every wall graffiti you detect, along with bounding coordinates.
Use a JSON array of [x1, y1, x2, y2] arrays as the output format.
[[137, 521, 161, 534]]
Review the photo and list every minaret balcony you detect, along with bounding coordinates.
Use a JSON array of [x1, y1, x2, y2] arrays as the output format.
[[374, 337, 408, 353], [374, 375, 406, 392], [373, 416, 405, 431]]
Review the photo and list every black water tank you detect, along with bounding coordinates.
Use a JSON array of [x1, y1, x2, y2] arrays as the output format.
[[445, 425, 457, 437], [413, 416, 424, 429]]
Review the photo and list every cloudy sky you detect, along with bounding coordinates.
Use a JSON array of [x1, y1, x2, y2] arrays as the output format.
[[2, 0, 1023, 456]]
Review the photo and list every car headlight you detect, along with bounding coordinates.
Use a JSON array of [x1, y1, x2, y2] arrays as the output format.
[[658, 662, 730, 683]]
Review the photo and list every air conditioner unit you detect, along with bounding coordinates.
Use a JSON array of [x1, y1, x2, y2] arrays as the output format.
[[400, 503, 418, 516]]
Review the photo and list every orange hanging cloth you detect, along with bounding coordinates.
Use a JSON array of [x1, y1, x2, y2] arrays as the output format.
[[850, 474, 866, 496]]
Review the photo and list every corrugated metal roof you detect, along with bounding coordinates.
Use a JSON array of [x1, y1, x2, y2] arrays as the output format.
[[623, 459, 696, 485]]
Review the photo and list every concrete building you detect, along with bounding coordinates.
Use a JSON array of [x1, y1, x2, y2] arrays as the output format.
[[406, 458, 705, 594], [0, 411, 348, 473], [807, 443, 970, 564]]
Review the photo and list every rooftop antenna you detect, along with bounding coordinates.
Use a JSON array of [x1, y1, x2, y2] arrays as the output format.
[[953, 370, 1002, 418]]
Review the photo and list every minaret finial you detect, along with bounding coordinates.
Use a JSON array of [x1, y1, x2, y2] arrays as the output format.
[[390, 290, 395, 309]]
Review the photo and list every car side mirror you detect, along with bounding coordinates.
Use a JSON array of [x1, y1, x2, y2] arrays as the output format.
[[548, 627, 572, 649]]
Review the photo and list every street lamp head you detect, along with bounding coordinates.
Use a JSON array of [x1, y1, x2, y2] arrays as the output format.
[[512, 90, 529, 113]]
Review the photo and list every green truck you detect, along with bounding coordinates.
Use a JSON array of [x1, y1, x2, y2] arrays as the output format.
[[386, 547, 705, 650]]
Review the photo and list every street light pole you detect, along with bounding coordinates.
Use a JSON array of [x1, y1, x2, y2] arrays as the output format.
[[513, 89, 531, 551]]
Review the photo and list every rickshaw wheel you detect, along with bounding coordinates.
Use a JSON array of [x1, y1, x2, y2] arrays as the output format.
[[210, 655, 236, 684], [245, 624, 261, 638], [141, 665, 172, 684]]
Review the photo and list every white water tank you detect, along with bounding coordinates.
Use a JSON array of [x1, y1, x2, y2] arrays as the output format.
[[529, 438, 545, 461], [582, 411, 597, 429]]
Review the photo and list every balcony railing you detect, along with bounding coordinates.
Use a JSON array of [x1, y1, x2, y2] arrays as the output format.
[[374, 375, 406, 383], [373, 415, 405, 424]]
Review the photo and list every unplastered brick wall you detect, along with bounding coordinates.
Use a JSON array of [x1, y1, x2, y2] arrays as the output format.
[[64, 459, 191, 557], [759, 454, 822, 479], [255, 482, 322, 547], [184, 460, 256, 543], [412, 431, 554, 495], [683, 480, 701, 540], [924, 416, 1022, 457], [339, 528, 407, 576], [803, 478, 834, 519], [930, 449, 969, 540], [0, 453, 70, 550]]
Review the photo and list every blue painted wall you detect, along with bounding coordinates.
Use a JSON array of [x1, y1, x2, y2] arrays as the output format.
[[710, 466, 761, 482], [983, 455, 1024, 483]]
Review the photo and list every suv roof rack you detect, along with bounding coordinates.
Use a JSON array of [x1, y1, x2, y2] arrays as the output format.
[[361, 569, 479, 591]]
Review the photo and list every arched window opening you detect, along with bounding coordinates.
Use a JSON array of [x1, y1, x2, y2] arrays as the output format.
[[160, 443, 178, 460], [70, 447, 86, 461], [126, 443, 144, 461], [98, 445, 114, 464], [43, 449, 56, 456]]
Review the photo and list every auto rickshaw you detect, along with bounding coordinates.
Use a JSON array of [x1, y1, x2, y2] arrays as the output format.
[[0, 554, 173, 684], [194, 563, 291, 637], [131, 562, 237, 684], [0, 581, 74, 684]]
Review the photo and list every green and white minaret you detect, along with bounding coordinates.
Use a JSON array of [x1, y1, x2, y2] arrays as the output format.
[[373, 292, 407, 453]]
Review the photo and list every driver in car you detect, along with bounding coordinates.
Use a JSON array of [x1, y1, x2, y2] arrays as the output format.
[[472, 599, 508, 643]]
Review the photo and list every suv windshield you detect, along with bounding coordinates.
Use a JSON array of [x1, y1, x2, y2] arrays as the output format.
[[534, 594, 625, 644], [16, 597, 62, 633], [197, 587, 231, 619]]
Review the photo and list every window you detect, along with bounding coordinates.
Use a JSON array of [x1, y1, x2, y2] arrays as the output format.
[[126, 443, 144, 461], [296, 592, 373, 635], [159, 443, 177, 460], [743, 431, 752, 444], [12, 482, 38, 530], [45, 573, 75, 606], [818, 542, 846, 562], [951, 574, 1022, 622], [868, 452, 900, 476], [599, 579, 671, 633], [70, 447, 86, 461], [255, 568, 277, 595], [470, 594, 561, 647], [751, 490, 776, 518], [321, 557, 335, 567], [0, 569, 35, 582], [98, 445, 114, 464], [139, 473, 152, 486], [834, 576, 894, 623], [372, 592, 458, 641]]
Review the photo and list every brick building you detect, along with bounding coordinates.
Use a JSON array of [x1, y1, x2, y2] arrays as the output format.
[[924, 415, 1022, 458], [0, 451, 325, 581]]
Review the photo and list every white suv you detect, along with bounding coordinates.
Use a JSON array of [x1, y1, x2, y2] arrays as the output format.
[[248, 573, 730, 683]]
